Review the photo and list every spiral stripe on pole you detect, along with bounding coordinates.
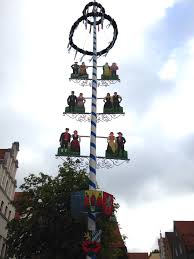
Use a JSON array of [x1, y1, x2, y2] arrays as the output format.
[[89, 18, 97, 191], [88, 3, 97, 259]]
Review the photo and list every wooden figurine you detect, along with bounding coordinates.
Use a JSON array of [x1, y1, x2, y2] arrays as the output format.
[[103, 93, 113, 109], [71, 62, 80, 78], [102, 62, 111, 79], [116, 132, 126, 156], [77, 93, 86, 108], [79, 62, 88, 77], [112, 92, 122, 112], [67, 91, 77, 112], [107, 132, 117, 154], [71, 130, 81, 153], [110, 63, 118, 77], [59, 128, 71, 151]]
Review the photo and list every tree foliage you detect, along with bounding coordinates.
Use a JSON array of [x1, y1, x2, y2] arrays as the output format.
[[6, 159, 127, 259]]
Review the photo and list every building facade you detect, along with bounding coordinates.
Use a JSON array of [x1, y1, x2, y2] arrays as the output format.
[[0, 142, 19, 258], [159, 221, 194, 259]]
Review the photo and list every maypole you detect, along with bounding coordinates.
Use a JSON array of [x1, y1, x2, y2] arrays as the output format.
[[89, 0, 97, 192], [56, 1, 129, 258], [88, 0, 97, 239]]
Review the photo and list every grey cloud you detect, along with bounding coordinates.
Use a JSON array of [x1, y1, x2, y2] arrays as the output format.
[[98, 130, 194, 205], [147, 0, 194, 60]]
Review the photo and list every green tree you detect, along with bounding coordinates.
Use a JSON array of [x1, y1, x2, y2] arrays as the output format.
[[6, 159, 127, 259]]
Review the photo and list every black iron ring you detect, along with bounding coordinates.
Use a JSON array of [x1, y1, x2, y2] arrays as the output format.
[[82, 2, 105, 26], [69, 12, 118, 56]]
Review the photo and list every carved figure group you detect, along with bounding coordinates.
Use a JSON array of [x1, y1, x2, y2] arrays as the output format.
[[67, 91, 86, 112], [102, 62, 119, 79], [59, 128, 81, 153], [103, 92, 122, 111], [107, 132, 126, 156], [71, 62, 88, 78]]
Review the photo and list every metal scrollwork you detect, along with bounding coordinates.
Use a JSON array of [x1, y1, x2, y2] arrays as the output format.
[[69, 79, 120, 87], [63, 113, 125, 122], [56, 155, 129, 169], [69, 79, 92, 87], [96, 157, 129, 169], [96, 158, 114, 169], [97, 113, 125, 122], [98, 80, 120, 87], [64, 113, 90, 122], [64, 113, 124, 122], [56, 156, 90, 169]]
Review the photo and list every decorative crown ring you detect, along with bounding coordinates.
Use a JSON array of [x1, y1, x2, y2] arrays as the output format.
[[68, 2, 118, 57], [82, 2, 105, 25]]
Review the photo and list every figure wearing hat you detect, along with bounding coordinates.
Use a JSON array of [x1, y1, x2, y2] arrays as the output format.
[[112, 92, 122, 112], [116, 132, 126, 156], [59, 128, 71, 151], [71, 62, 80, 75], [71, 130, 81, 153], [67, 91, 77, 113], [110, 62, 118, 77]]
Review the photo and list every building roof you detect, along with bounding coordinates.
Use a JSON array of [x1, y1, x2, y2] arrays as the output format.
[[0, 142, 19, 161], [174, 221, 194, 251], [128, 253, 149, 259], [0, 149, 8, 160]]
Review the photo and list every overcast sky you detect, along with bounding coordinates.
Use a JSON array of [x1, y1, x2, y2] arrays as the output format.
[[1, 0, 194, 253]]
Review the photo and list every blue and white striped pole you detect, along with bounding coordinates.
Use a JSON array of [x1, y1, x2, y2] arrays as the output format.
[[87, 1, 97, 258], [89, 0, 97, 190]]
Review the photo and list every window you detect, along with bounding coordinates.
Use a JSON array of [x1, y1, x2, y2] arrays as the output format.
[[8, 210, 11, 220], [4, 206, 7, 217], [1, 173, 6, 187], [8, 157, 12, 172], [1, 243, 6, 258], [9, 183, 13, 198], [0, 167, 3, 182], [175, 248, 178, 256], [0, 201, 4, 211], [0, 236, 2, 251], [10, 187, 14, 200], [179, 244, 182, 254], [5, 179, 9, 192]]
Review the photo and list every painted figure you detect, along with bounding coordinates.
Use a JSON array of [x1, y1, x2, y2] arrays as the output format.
[[71, 62, 80, 75], [59, 128, 71, 151], [67, 91, 77, 112], [110, 62, 118, 76], [71, 130, 81, 152], [102, 62, 111, 77], [116, 132, 126, 156], [107, 132, 117, 154], [79, 62, 88, 76], [103, 93, 112, 109], [112, 92, 122, 111], [77, 93, 86, 108]]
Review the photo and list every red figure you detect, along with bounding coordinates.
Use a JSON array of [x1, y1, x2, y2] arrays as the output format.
[[59, 128, 71, 150], [84, 192, 90, 207], [96, 193, 103, 207], [70, 130, 80, 152]]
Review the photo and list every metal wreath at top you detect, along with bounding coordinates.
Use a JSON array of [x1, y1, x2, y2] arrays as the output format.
[[68, 12, 118, 56], [82, 1, 105, 25]]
